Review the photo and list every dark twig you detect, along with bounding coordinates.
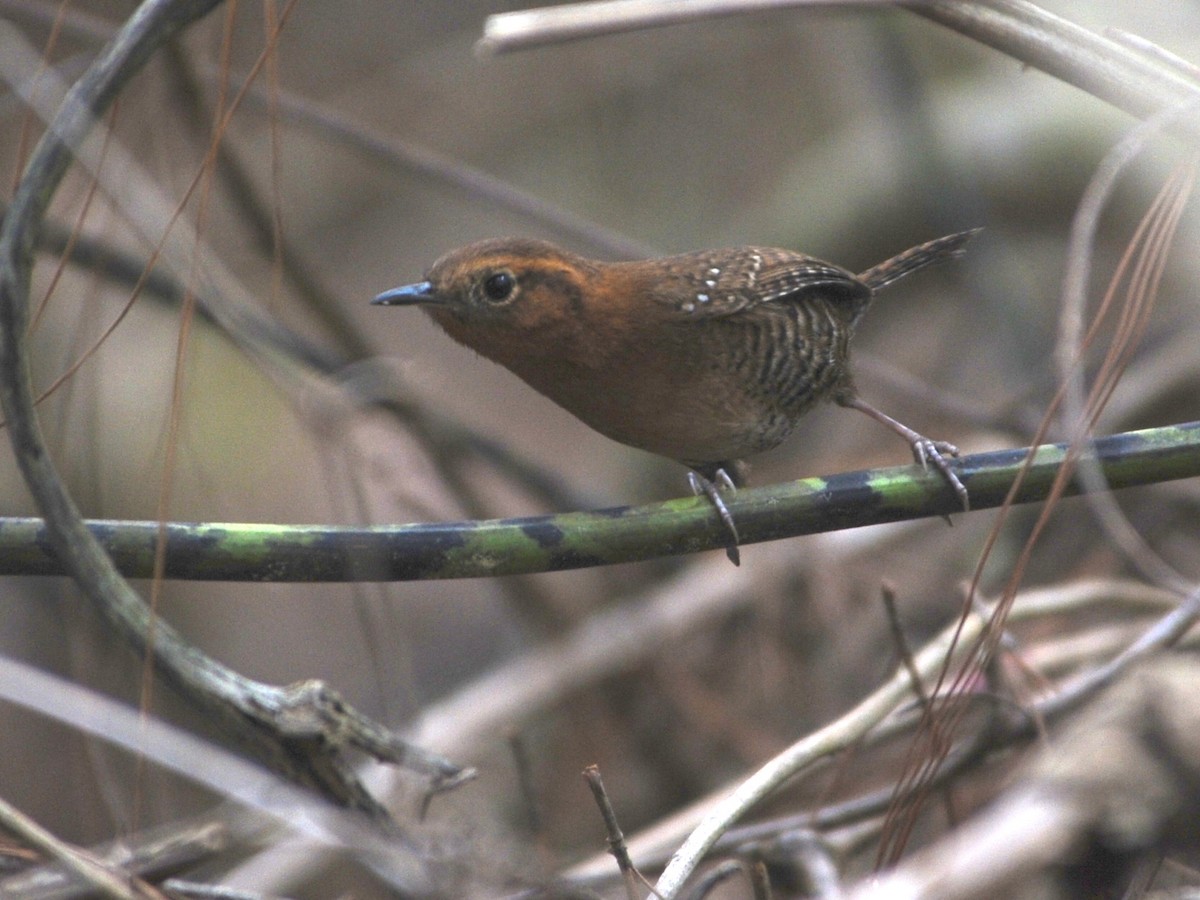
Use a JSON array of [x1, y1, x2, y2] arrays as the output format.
[[747, 859, 773, 900], [879, 582, 929, 709], [680, 858, 775, 900], [509, 731, 543, 837], [763, 832, 840, 900], [583, 765, 647, 900], [683, 860, 741, 900]]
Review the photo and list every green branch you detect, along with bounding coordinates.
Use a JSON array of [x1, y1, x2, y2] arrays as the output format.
[[3, 421, 1197, 581]]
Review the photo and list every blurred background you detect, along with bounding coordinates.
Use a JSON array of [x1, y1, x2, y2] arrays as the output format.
[[1, 0, 1200, 895]]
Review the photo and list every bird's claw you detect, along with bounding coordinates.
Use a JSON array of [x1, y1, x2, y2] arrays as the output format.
[[910, 437, 969, 512], [688, 470, 741, 565]]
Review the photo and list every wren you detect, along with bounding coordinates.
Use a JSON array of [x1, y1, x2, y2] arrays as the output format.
[[374, 230, 977, 564]]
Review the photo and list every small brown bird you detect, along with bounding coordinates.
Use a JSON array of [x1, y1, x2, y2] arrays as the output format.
[[375, 231, 976, 563]]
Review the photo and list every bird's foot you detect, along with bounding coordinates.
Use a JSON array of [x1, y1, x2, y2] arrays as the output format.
[[839, 396, 970, 514], [909, 436, 969, 512], [687, 468, 741, 565]]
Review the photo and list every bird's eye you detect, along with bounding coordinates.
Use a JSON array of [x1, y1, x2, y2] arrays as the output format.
[[482, 270, 516, 303]]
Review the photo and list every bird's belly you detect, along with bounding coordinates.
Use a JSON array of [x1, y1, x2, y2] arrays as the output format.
[[520, 357, 817, 467], [635, 425, 795, 468], [497, 314, 846, 468]]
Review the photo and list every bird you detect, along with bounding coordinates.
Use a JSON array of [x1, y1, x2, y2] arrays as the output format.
[[374, 230, 977, 564]]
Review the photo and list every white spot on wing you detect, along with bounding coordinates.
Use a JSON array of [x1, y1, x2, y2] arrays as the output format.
[[747, 252, 763, 286]]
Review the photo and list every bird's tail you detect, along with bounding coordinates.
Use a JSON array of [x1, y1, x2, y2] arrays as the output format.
[[858, 228, 980, 291]]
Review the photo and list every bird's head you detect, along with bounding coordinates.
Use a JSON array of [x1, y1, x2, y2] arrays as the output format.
[[373, 238, 603, 343]]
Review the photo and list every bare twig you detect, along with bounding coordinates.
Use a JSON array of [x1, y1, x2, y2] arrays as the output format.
[[480, 0, 897, 55], [158, 883, 281, 900], [576, 602, 1200, 892], [583, 765, 645, 900], [649, 577, 1187, 896], [653, 600, 987, 896], [682, 860, 742, 900], [509, 731, 543, 836], [1107, 27, 1200, 82], [875, 97, 1200, 866], [0, 655, 436, 894], [0, 0, 465, 822], [879, 582, 929, 709], [481, 0, 1200, 142], [0, 818, 229, 899], [848, 655, 1200, 899], [762, 832, 841, 900], [905, 1, 1200, 129], [746, 859, 773, 900], [1056, 102, 1200, 594], [0, 795, 143, 900]]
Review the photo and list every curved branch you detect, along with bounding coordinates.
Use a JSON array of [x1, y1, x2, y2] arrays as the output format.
[[0, 0, 465, 823]]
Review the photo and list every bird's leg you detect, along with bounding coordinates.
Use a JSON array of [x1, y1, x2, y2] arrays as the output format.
[[839, 396, 969, 511], [687, 464, 742, 565]]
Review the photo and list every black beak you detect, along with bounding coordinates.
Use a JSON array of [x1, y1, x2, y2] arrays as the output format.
[[372, 281, 437, 306]]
